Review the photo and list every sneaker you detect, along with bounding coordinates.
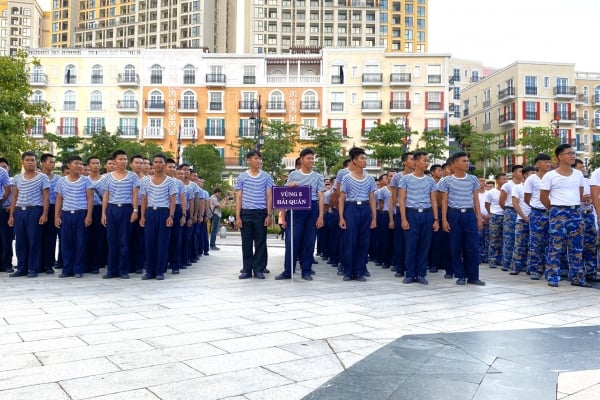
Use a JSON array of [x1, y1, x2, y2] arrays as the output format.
[[302, 274, 313, 281], [355, 276, 367, 282], [489, 264, 497, 269], [394, 272, 404, 278], [274, 273, 291, 280], [9, 271, 27, 277], [27, 271, 38, 278], [548, 281, 558, 287], [530, 272, 543, 280], [509, 270, 520, 275], [571, 280, 592, 288], [342, 275, 352, 281], [74, 274, 83, 278]]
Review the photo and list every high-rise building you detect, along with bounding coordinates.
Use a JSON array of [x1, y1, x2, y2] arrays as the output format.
[[48, 0, 428, 54], [0, 0, 45, 56]]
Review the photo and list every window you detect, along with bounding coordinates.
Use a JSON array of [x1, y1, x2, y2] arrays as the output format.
[[544, 101, 550, 113], [64, 64, 77, 84], [426, 91, 442, 110], [86, 117, 104, 135], [91, 64, 103, 84], [330, 92, 344, 112], [30, 90, 43, 104], [329, 119, 346, 137], [60, 117, 77, 136], [300, 118, 317, 139], [523, 101, 539, 120], [543, 76, 550, 88], [243, 65, 256, 84], [453, 87, 460, 101], [118, 118, 137, 136], [89, 90, 102, 110], [123, 64, 136, 82], [206, 118, 225, 137], [183, 64, 196, 84], [148, 90, 163, 108], [209, 92, 223, 111], [63, 90, 76, 110], [525, 76, 537, 95], [362, 119, 379, 136], [268, 91, 284, 109], [150, 64, 163, 84], [452, 68, 460, 83], [181, 90, 196, 109]]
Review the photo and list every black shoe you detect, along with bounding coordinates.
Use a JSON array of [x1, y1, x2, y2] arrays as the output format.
[[456, 278, 466, 285], [46, 268, 55, 274], [390, 266, 398, 272], [416, 277, 429, 285], [120, 274, 130, 279], [135, 269, 143, 274], [91, 269, 99, 274], [586, 275, 600, 282], [254, 272, 266, 279], [310, 269, 315, 275], [210, 246, 220, 251], [156, 275, 165, 280], [394, 272, 404, 278], [381, 264, 390, 269], [172, 270, 180, 274], [467, 279, 486, 286], [74, 274, 83, 278], [274, 273, 291, 280], [141, 274, 153, 280], [27, 271, 38, 278], [203, 252, 210, 256], [337, 270, 344, 276], [239, 272, 252, 279], [102, 274, 114, 279], [312, 260, 319, 265], [374, 262, 383, 266], [571, 280, 592, 288], [9, 271, 27, 277], [302, 274, 313, 281], [444, 274, 453, 279], [364, 271, 371, 277], [3, 268, 13, 273], [402, 277, 415, 284], [509, 270, 519, 275], [355, 276, 367, 282], [58, 273, 70, 278], [343, 275, 352, 281], [263, 268, 270, 274], [501, 267, 509, 271]]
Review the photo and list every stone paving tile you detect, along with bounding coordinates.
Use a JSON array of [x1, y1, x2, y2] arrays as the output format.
[[263, 354, 345, 382], [291, 322, 374, 340], [229, 319, 316, 336], [557, 369, 600, 396], [79, 326, 181, 345], [81, 388, 161, 400], [0, 336, 87, 356], [36, 339, 155, 365], [0, 383, 71, 400], [109, 342, 225, 370], [150, 367, 292, 400], [144, 328, 243, 349], [0, 353, 41, 372], [244, 383, 314, 400], [210, 331, 310, 353], [18, 323, 121, 342], [184, 347, 302, 375], [60, 362, 203, 399]]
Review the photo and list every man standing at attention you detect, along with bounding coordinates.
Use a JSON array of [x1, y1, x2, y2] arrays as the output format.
[[540, 144, 588, 287], [41, 153, 60, 274], [235, 150, 274, 279], [485, 173, 507, 268], [208, 188, 227, 251], [498, 165, 523, 272]]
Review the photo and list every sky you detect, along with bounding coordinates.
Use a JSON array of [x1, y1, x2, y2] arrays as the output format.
[[429, 0, 599, 71], [38, 0, 598, 72]]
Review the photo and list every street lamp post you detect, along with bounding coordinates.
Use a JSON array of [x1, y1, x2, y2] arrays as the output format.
[[176, 125, 182, 165], [249, 95, 264, 152]]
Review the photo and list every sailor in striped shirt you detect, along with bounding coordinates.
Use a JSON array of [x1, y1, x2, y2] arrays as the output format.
[[54, 155, 94, 278], [85, 156, 106, 274]]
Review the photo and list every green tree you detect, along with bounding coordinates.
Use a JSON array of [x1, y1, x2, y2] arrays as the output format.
[[590, 140, 600, 170], [258, 120, 297, 183], [516, 126, 559, 163], [44, 133, 84, 163], [365, 119, 411, 170], [300, 126, 343, 177], [182, 144, 225, 191], [449, 123, 508, 177], [0, 51, 53, 168], [79, 128, 123, 162], [414, 129, 452, 163]]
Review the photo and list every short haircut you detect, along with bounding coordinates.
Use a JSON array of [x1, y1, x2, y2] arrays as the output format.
[[104, 157, 113, 164], [130, 154, 144, 163], [152, 153, 167, 162], [213, 187, 221, 193], [294, 157, 301, 168], [450, 151, 468, 163], [0, 157, 9, 167], [60, 164, 69, 173], [246, 150, 262, 159], [66, 155, 82, 164], [21, 151, 36, 160], [495, 173, 506, 180], [342, 159, 351, 168], [40, 153, 55, 163], [86, 156, 100, 164], [178, 163, 190, 169], [348, 147, 366, 160], [430, 164, 442, 172], [413, 151, 428, 161], [522, 166, 536, 174], [165, 158, 177, 164], [299, 148, 315, 158], [573, 159, 584, 166], [534, 153, 551, 163], [379, 173, 387, 180], [111, 149, 127, 159], [401, 152, 414, 162], [554, 143, 571, 158], [511, 164, 523, 173]]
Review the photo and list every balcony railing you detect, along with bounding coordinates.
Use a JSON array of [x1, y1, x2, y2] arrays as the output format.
[[180, 127, 198, 139], [331, 75, 342, 84], [330, 102, 344, 112], [390, 73, 412, 86], [576, 94, 588, 104], [524, 111, 539, 121], [57, 126, 78, 136], [576, 143, 591, 153], [482, 99, 491, 108], [117, 73, 139, 85], [555, 111, 576, 122], [117, 127, 138, 137], [499, 113, 515, 124], [300, 101, 320, 112], [90, 101, 103, 111], [29, 73, 47, 85], [498, 87, 515, 101], [209, 102, 223, 111], [144, 100, 165, 112], [28, 127, 45, 137], [205, 127, 225, 138], [243, 75, 256, 84], [576, 118, 588, 127], [117, 100, 138, 111], [266, 101, 286, 112], [426, 102, 442, 111], [83, 126, 104, 136], [553, 86, 577, 97], [362, 73, 383, 85], [361, 100, 382, 111], [427, 75, 442, 84], [206, 73, 226, 85], [63, 101, 76, 111], [499, 138, 516, 149], [91, 75, 103, 84], [178, 100, 198, 112], [144, 127, 165, 139], [390, 100, 411, 110], [239, 127, 256, 138], [525, 86, 538, 95]]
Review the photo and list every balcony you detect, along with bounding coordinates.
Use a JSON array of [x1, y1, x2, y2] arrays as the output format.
[[178, 100, 198, 113], [554, 111, 577, 123], [91, 75, 103, 84], [553, 86, 577, 99], [427, 75, 442, 84], [576, 118, 588, 128], [243, 75, 256, 84], [206, 73, 226, 86], [238, 100, 259, 113], [300, 101, 320, 113], [89, 101, 103, 111], [27, 127, 45, 138], [361, 128, 373, 138], [498, 87, 515, 102], [83, 126, 103, 137], [330, 102, 344, 112], [63, 101, 76, 111], [266, 101, 286, 113], [390, 73, 411, 86], [499, 137, 516, 150], [483, 99, 491, 109], [332, 127, 348, 138], [361, 100, 383, 113], [523, 111, 539, 121], [117, 73, 139, 86], [117, 100, 138, 112], [499, 113, 515, 125], [29, 73, 47, 86], [117, 127, 138, 138], [143, 126, 165, 139], [362, 73, 383, 86], [57, 126, 78, 137], [389, 100, 411, 112], [239, 126, 258, 138], [331, 75, 343, 84], [180, 127, 198, 139], [575, 94, 588, 104], [576, 143, 591, 153], [144, 100, 165, 112], [426, 102, 443, 111], [205, 126, 225, 139]]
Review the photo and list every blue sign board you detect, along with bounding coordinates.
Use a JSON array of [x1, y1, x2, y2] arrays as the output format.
[[272, 186, 312, 210]]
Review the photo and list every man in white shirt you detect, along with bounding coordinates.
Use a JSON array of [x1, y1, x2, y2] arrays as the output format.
[[575, 159, 598, 282], [485, 173, 507, 267], [510, 166, 536, 275], [540, 144, 588, 287], [499, 165, 523, 271]]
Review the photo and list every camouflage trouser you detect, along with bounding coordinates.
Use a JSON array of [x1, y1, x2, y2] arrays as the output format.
[[528, 208, 549, 275], [511, 219, 529, 273], [582, 210, 598, 277], [488, 214, 504, 266], [546, 206, 584, 285], [502, 208, 517, 270], [479, 223, 490, 263]]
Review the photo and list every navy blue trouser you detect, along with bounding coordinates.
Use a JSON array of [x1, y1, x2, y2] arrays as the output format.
[[42, 204, 58, 270], [181, 211, 192, 265], [130, 205, 145, 272], [168, 204, 183, 271], [240, 209, 268, 274], [60, 211, 88, 275], [320, 212, 331, 258], [144, 208, 171, 277], [376, 211, 392, 265], [404, 210, 434, 279], [342, 203, 371, 278], [328, 210, 341, 265], [0, 208, 14, 269], [106, 204, 133, 277], [284, 201, 318, 276], [14, 207, 43, 273], [447, 209, 480, 280], [86, 205, 106, 272], [392, 209, 406, 272], [200, 219, 209, 254]]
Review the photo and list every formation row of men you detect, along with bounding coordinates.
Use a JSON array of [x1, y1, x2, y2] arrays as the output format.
[[0, 151, 218, 280]]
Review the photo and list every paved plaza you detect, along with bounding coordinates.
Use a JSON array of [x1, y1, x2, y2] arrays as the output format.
[[1, 232, 600, 400]]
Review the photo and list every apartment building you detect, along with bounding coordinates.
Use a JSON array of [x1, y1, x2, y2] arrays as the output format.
[[460, 61, 593, 170], [27, 47, 448, 172], [0, 0, 45, 55]]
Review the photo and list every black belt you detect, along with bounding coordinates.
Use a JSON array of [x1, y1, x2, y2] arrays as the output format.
[[504, 206, 514, 209], [16, 205, 42, 210], [448, 207, 474, 213], [148, 206, 169, 211], [551, 205, 580, 210], [109, 203, 132, 207], [63, 209, 87, 214], [530, 207, 547, 212], [346, 201, 369, 205], [406, 207, 432, 213]]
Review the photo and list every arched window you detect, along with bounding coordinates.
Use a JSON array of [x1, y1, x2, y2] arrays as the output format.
[[302, 90, 318, 110], [149, 90, 163, 108], [594, 109, 600, 127], [123, 90, 135, 108], [182, 90, 196, 109], [90, 90, 102, 110], [150, 64, 163, 84], [63, 90, 76, 110], [269, 90, 284, 109], [30, 90, 43, 104], [123, 64, 137, 83], [91, 64, 103, 84], [64, 64, 77, 84], [594, 86, 600, 104], [183, 64, 196, 84]]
